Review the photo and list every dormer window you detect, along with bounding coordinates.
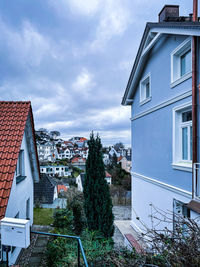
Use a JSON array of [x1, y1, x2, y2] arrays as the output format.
[[140, 74, 151, 105]]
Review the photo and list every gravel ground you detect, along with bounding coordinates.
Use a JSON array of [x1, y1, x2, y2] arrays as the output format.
[[112, 205, 131, 248]]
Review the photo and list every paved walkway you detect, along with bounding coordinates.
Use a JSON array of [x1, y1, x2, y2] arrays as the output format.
[[28, 235, 49, 267], [17, 206, 133, 265], [112, 206, 146, 250], [112, 206, 132, 248], [17, 226, 51, 267]]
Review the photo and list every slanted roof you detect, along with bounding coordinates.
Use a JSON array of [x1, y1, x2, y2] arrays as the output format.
[[122, 21, 200, 105], [71, 157, 86, 163], [57, 184, 67, 194], [34, 174, 56, 204], [105, 171, 111, 178], [0, 101, 40, 218], [117, 156, 123, 162]]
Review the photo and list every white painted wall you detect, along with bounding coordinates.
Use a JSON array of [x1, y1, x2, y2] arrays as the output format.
[[53, 187, 58, 201], [4, 132, 34, 265], [105, 177, 112, 185], [76, 175, 83, 192], [40, 166, 71, 177], [131, 173, 192, 233]]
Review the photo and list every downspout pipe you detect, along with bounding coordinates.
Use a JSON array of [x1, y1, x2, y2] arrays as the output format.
[[192, 0, 198, 198]]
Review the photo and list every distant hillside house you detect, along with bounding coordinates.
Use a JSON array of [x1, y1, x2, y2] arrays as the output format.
[[117, 156, 132, 173], [57, 146, 88, 160], [76, 172, 111, 192], [40, 165, 72, 177], [103, 153, 110, 165], [0, 101, 40, 265], [57, 184, 68, 194], [37, 141, 58, 162], [105, 171, 112, 185], [76, 173, 85, 192], [34, 174, 58, 205], [57, 147, 73, 159], [71, 157, 86, 171]]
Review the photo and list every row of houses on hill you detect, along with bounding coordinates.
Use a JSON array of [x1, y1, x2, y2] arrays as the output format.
[[36, 132, 132, 174], [36, 139, 89, 162]]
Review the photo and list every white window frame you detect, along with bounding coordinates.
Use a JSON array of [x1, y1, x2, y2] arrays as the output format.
[[140, 73, 151, 105], [172, 102, 192, 172], [16, 149, 25, 177], [171, 38, 192, 88], [181, 118, 192, 162], [26, 198, 30, 220]]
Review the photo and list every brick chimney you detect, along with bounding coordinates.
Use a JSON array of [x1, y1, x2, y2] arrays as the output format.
[[158, 5, 179, 22]]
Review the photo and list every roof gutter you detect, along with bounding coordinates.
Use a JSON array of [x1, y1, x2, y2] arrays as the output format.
[[192, 0, 198, 198], [122, 24, 200, 106]]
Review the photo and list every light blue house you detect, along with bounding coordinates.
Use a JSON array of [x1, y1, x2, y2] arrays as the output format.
[[122, 4, 200, 232]]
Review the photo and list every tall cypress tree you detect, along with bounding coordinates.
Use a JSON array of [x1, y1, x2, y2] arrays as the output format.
[[83, 132, 114, 237]]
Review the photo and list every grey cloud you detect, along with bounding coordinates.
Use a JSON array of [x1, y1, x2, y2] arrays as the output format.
[[0, 0, 192, 146]]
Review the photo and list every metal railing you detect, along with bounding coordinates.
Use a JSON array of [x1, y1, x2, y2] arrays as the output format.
[[31, 230, 88, 267], [193, 163, 200, 198]]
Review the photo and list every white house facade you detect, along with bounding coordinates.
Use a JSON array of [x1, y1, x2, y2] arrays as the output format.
[[40, 165, 72, 177], [0, 101, 40, 265]]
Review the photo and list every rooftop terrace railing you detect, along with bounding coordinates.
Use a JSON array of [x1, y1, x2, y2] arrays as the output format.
[[31, 230, 88, 267]]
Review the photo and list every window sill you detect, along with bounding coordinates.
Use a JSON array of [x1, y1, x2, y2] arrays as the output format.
[[16, 175, 26, 184], [172, 162, 192, 172], [140, 97, 152, 106], [170, 71, 192, 88]]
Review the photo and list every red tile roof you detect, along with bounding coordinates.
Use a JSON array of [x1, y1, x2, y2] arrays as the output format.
[[0, 101, 39, 219], [117, 156, 123, 162], [57, 185, 68, 194], [105, 171, 111, 178], [79, 137, 87, 141], [71, 157, 86, 163]]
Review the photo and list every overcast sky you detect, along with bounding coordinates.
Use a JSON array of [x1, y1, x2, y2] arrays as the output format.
[[0, 0, 192, 146]]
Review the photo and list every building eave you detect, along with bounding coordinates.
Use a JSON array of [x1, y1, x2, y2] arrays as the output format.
[[122, 22, 200, 106], [25, 110, 40, 183]]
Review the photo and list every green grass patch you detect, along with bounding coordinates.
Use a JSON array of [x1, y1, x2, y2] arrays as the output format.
[[34, 208, 54, 225], [73, 171, 80, 178]]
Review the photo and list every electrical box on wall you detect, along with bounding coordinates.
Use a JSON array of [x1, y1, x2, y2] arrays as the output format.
[[1, 217, 30, 248]]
